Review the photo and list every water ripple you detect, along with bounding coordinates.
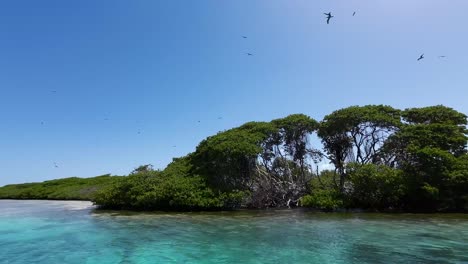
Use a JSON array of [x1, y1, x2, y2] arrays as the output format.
[[1, 201, 467, 264]]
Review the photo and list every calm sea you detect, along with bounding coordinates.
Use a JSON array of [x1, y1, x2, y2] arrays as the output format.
[[1, 200, 467, 263]]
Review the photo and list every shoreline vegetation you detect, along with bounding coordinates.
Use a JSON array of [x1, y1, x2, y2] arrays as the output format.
[[0, 175, 122, 201], [1, 105, 467, 213]]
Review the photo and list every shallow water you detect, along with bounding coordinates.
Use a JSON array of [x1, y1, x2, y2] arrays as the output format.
[[0, 200, 467, 263]]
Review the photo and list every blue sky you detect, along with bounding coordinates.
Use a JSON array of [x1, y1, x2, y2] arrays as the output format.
[[1, 0, 467, 185]]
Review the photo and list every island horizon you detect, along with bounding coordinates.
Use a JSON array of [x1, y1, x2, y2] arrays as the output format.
[[2, 104, 467, 213]]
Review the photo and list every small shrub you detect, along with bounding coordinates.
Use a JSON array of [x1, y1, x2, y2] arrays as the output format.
[[300, 189, 343, 211]]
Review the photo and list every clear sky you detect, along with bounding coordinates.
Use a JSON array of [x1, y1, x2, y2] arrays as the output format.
[[1, 0, 467, 186]]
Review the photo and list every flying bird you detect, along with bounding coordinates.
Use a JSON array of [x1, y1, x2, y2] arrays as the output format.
[[439, 55, 446, 58], [53, 162, 59, 168], [247, 53, 253, 56], [324, 12, 333, 24], [41, 121, 44, 125], [353, 11, 356, 16], [218, 117, 223, 120], [417, 54, 424, 61], [51, 90, 57, 93], [242, 36, 247, 39]]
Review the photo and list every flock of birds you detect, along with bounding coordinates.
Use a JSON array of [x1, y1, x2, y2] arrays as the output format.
[[245, 11, 445, 60], [46, 102, 225, 168], [48, 9, 448, 169], [323, 11, 446, 61]]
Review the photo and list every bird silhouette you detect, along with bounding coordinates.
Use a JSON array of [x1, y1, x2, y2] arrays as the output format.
[[439, 55, 447, 58], [51, 90, 57, 93], [353, 11, 356, 16], [242, 36, 247, 39], [247, 53, 253, 56], [417, 54, 424, 61], [324, 12, 333, 24], [53, 162, 59, 168], [218, 117, 223, 120]]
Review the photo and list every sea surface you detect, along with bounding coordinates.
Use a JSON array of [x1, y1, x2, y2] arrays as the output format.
[[0, 200, 467, 264]]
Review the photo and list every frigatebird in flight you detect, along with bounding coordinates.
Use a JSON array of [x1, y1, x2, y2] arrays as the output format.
[[417, 54, 424, 61], [324, 12, 333, 24]]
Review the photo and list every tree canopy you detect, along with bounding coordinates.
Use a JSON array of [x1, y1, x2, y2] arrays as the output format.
[[4, 104, 465, 212], [73, 105, 468, 212]]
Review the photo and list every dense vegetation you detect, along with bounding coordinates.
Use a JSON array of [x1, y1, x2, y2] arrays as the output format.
[[0, 175, 121, 200], [2, 105, 467, 212], [92, 104, 468, 212], [93, 163, 245, 210]]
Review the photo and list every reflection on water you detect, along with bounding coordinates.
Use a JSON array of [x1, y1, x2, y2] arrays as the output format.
[[1, 200, 467, 264]]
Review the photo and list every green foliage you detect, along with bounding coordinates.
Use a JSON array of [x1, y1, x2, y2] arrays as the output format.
[[300, 190, 343, 211], [402, 147, 462, 211], [346, 163, 406, 209], [271, 114, 319, 180], [131, 164, 155, 174], [93, 157, 246, 210], [447, 154, 468, 211], [94, 172, 245, 210], [193, 122, 276, 191], [300, 170, 343, 211], [0, 175, 121, 200], [318, 105, 401, 191], [304, 105, 468, 212], [387, 105, 467, 164], [163, 155, 194, 177], [388, 124, 467, 158], [402, 105, 467, 126], [384, 105, 468, 211], [3, 105, 467, 213], [309, 170, 339, 190], [319, 105, 401, 136], [272, 114, 319, 162]]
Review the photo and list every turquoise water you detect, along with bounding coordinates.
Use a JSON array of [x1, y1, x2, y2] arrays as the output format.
[[1, 200, 467, 264]]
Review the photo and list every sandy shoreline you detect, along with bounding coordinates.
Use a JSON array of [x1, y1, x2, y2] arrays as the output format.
[[0, 199, 94, 210]]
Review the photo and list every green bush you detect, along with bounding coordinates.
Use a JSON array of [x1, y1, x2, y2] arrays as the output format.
[[300, 170, 343, 211], [300, 189, 343, 211], [0, 175, 121, 200], [346, 163, 406, 210], [93, 159, 247, 211]]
